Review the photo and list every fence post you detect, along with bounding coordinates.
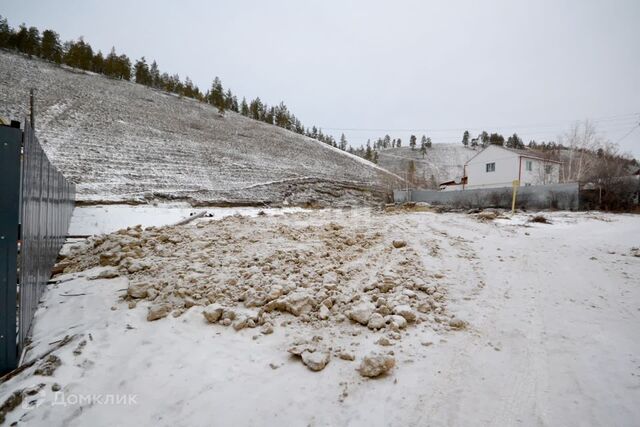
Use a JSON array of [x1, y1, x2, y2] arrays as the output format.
[[0, 125, 22, 373]]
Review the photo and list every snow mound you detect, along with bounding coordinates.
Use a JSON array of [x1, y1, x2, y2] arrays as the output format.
[[56, 211, 456, 368]]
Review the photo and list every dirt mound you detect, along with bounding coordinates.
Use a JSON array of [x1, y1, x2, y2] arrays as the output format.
[[59, 213, 453, 344]]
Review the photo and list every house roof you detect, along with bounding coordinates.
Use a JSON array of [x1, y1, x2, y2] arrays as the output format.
[[465, 144, 563, 165]]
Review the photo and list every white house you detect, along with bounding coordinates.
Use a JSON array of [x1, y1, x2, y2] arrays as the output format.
[[462, 145, 562, 190]]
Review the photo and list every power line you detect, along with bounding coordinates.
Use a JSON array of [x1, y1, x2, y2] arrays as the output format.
[[320, 112, 640, 134], [614, 123, 640, 144]]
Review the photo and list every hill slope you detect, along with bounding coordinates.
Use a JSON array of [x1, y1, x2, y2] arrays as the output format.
[[0, 51, 402, 206], [377, 145, 478, 187]]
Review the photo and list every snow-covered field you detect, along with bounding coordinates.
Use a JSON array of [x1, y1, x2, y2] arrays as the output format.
[[1, 209, 639, 426], [0, 51, 401, 206], [67, 204, 305, 235]]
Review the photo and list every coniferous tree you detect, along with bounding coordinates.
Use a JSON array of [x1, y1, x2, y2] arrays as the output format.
[[208, 77, 225, 113], [104, 47, 119, 78], [383, 134, 391, 149], [397, 138, 402, 148], [64, 37, 93, 70], [462, 130, 470, 147], [0, 16, 11, 48], [224, 89, 234, 110], [274, 102, 291, 128], [40, 29, 62, 63], [91, 50, 105, 73], [506, 133, 524, 149], [249, 97, 262, 120], [489, 133, 505, 146], [150, 60, 160, 88], [426, 137, 432, 148], [365, 140, 372, 161], [134, 57, 152, 86], [240, 97, 249, 116], [25, 26, 40, 55], [409, 134, 417, 150], [339, 133, 347, 151], [11, 24, 28, 52], [480, 131, 490, 147], [117, 53, 131, 80]]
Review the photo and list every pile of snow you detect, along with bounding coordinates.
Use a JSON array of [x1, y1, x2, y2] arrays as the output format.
[[57, 211, 454, 373], [0, 51, 402, 206]]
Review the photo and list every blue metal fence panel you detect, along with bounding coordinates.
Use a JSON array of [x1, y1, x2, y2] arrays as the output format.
[[0, 125, 22, 373], [0, 120, 75, 374]]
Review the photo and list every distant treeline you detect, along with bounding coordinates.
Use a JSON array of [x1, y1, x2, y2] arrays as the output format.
[[0, 16, 352, 151]]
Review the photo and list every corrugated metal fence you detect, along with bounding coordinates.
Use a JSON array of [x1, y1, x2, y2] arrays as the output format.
[[0, 120, 75, 374], [394, 183, 580, 210]]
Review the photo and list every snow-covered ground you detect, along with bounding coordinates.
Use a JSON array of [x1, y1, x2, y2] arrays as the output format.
[[1, 209, 639, 426], [67, 204, 305, 235], [0, 51, 402, 206]]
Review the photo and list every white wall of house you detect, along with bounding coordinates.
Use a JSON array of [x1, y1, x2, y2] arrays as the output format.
[[520, 157, 561, 186], [465, 145, 520, 189], [465, 145, 561, 189]]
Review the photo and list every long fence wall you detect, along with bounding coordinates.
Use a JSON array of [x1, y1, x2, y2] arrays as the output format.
[[0, 121, 75, 374], [394, 182, 580, 210]]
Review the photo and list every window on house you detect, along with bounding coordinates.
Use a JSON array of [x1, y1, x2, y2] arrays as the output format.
[[545, 165, 552, 174], [486, 162, 495, 172], [526, 160, 532, 171]]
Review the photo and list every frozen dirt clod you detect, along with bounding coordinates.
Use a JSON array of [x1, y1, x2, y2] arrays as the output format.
[[347, 301, 376, 325], [127, 282, 147, 299], [203, 304, 224, 323], [448, 318, 468, 330], [392, 240, 407, 248], [338, 352, 355, 361], [476, 211, 498, 221], [367, 313, 386, 330], [301, 350, 331, 372], [393, 305, 417, 323], [358, 353, 396, 378], [34, 355, 62, 377], [147, 304, 172, 321], [88, 267, 121, 280]]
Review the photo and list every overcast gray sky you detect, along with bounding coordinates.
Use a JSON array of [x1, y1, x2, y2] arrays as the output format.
[[3, 0, 640, 157]]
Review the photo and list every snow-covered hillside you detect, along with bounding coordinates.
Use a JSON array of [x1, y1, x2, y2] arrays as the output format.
[[0, 51, 402, 206], [377, 144, 478, 187]]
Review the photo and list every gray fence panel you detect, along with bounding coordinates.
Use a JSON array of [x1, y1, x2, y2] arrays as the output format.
[[0, 121, 75, 374], [18, 121, 75, 356], [395, 183, 580, 210], [0, 126, 22, 373]]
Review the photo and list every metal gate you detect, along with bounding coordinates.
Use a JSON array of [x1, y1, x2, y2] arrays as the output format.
[[0, 120, 75, 374]]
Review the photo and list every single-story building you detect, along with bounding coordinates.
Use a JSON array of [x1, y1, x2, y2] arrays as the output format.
[[462, 145, 562, 190]]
